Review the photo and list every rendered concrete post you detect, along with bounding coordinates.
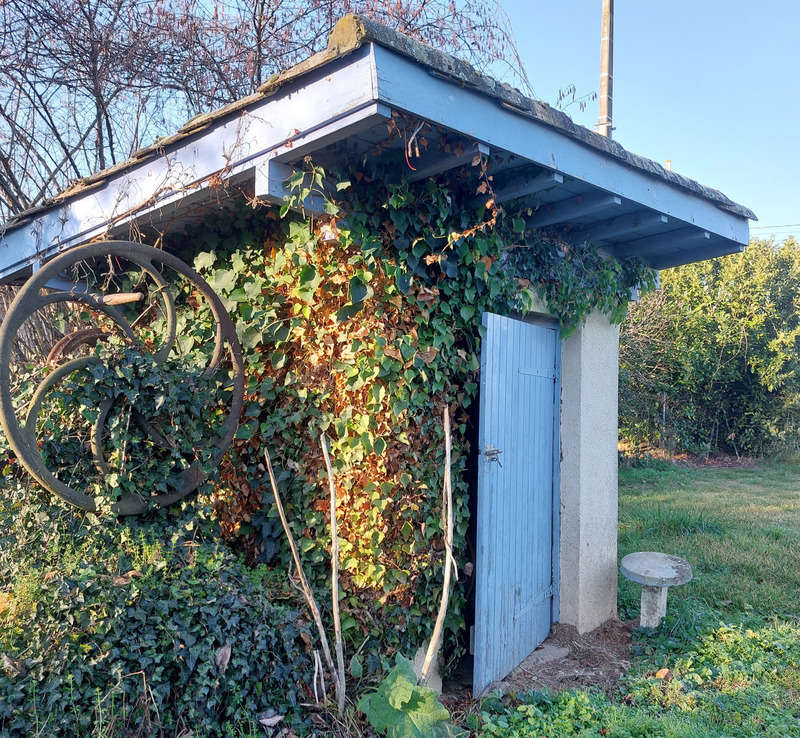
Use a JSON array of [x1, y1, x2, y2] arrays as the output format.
[[558, 311, 619, 633]]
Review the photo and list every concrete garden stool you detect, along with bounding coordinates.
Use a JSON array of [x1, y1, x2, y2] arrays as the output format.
[[620, 552, 692, 629]]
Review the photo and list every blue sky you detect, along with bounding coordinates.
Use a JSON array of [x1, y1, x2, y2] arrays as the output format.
[[500, 0, 798, 242]]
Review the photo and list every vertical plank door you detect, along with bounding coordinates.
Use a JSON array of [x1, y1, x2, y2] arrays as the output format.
[[473, 312, 560, 696]]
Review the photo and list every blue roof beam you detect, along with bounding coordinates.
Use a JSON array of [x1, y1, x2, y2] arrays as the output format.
[[615, 228, 711, 261], [406, 142, 490, 183], [568, 211, 669, 246], [491, 171, 564, 205], [373, 44, 751, 246], [527, 194, 622, 229], [255, 160, 326, 214], [650, 240, 744, 270]]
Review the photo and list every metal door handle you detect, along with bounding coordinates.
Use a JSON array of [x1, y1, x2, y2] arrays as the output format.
[[482, 446, 503, 467]]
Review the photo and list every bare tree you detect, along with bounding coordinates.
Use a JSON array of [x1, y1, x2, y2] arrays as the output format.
[[0, 0, 529, 221]]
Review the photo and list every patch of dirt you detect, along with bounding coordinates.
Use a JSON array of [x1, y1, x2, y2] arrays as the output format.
[[441, 619, 636, 720], [475, 618, 635, 699], [499, 619, 635, 695], [678, 453, 759, 468], [619, 444, 760, 469]]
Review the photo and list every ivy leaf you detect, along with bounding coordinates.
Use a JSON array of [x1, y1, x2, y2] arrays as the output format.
[[193, 251, 215, 272], [336, 180, 351, 191], [336, 303, 363, 322], [287, 169, 305, 189], [395, 271, 412, 294], [350, 655, 363, 678], [437, 252, 455, 279], [460, 304, 476, 322], [350, 276, 369, 304], [512, 217, 526, 234], [210, 268, 237, 296], [299, 264, 317, 285], [235, 424, 254, 440], [294, 264, 321, 303], [270, 350, 287, 370]]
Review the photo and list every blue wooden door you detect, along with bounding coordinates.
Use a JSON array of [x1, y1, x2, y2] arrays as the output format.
[[473, 312, 560, 696]]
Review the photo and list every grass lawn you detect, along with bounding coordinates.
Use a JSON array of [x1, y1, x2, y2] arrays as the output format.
[[476, 460, 800, 737]]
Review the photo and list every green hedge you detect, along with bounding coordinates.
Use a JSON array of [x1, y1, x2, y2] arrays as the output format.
[[620, 238, 800, 456]]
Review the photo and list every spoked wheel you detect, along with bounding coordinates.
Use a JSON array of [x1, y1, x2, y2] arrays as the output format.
[[0, 241, 244, 515]]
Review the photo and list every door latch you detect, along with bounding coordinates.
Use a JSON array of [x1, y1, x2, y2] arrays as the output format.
[[482, 445, 503, 467]]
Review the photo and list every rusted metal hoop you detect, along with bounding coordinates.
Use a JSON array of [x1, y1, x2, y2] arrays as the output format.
[[0, 241, 244, 515]]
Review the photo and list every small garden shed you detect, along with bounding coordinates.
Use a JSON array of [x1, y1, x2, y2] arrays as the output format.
[[0, 14, 754, 697]]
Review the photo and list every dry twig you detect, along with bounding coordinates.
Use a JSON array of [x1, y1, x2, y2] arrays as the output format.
[[420, 405, 456, 683], [264, 448, 339, 706], [321, 432, 346, 713]]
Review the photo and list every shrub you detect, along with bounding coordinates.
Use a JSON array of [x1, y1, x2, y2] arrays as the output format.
[[0, 469, 314, 737], [620, 238, 800, 457]]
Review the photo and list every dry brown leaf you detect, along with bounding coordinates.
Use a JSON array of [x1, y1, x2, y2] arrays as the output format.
[[383, 346, 402, 361], [418, 347, 439, 365], [215, 644, 232, 675], [2, 652, 25, 678], [258, 713, 285, 728], [655, 668, 671, 680]]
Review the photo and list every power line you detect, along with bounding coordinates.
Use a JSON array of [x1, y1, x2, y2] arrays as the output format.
[[751, 223, 800, 230]]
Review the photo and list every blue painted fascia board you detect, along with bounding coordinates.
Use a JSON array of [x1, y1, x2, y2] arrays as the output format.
[[370, 44, 749, 249]]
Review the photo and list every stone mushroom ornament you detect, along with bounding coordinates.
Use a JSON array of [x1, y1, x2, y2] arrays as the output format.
[[620, 552, 693, 629]]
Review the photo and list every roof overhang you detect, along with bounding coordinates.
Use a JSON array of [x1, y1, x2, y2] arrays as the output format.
[[0, 16, 754, 284]]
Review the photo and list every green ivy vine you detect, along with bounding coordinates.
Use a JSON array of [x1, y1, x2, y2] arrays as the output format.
[[168, 157, 653, 673]]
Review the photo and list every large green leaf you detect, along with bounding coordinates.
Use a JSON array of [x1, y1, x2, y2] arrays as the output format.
[[357, 656, 464, 738]]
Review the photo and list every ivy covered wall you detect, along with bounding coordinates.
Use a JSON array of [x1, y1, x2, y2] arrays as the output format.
[[169, 162, 653, 672]]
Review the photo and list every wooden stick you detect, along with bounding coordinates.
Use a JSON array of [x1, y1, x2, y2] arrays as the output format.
[[420, 406, 455, 684], [321, 433, 346, 714], [99, 291, 144, 305], [264, 448, 338, 699]]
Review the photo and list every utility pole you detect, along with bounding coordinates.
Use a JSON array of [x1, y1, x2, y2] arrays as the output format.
[[596, 0, 614, 138]]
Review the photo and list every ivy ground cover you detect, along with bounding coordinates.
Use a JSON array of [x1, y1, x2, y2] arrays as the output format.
[[476, 460, 800, 737]]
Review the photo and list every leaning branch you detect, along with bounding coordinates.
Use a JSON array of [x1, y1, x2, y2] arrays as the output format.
[[264, 448, 339, 703], [321, 432, 346, 714], [420, 405, 457, 684]]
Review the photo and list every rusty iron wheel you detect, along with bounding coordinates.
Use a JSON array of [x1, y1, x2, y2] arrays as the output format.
[[0, 241, 244, 515]]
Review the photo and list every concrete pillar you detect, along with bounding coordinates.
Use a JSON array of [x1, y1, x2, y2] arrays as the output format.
[[558, 311, 619, 633]]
